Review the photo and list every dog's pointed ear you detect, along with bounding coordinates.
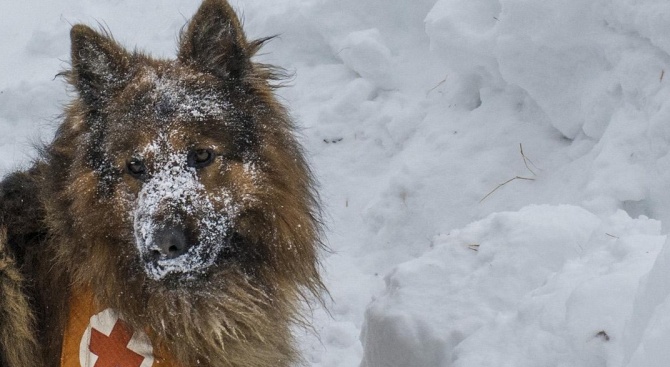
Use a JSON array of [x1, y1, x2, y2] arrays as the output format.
[[70, 25, 131, 108], [178, 0, 251, 81]]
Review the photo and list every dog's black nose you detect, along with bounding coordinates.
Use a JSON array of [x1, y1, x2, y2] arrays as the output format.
[[153, 226, 189, 259]]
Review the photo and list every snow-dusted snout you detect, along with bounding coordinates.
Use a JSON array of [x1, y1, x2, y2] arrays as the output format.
[[132, 151, 236, 281]]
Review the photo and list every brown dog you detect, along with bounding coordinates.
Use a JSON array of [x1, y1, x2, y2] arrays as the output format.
[[0, 1, 323, 366]]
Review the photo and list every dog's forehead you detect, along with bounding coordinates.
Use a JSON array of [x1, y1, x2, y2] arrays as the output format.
[[118, 66, 231, 124]]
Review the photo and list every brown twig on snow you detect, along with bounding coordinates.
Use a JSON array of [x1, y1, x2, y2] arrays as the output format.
[[479, 144, 540, 203], [519, 143, 540, 176], [479, 176, 535, 203], [427, 75, 448, 95]]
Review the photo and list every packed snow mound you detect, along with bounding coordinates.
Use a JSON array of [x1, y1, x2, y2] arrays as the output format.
[[426, 0, 670, 141], [362, 206, 665, 366], [623, 235, 670, 367]]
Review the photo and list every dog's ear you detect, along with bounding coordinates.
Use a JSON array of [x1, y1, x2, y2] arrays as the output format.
[[178, 0, 251, 81], [70, 25, 131, 108]]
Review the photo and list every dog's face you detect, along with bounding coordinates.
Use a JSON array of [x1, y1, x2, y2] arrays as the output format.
[[62, 0, 318, 291], [104, 67, 253, 281]]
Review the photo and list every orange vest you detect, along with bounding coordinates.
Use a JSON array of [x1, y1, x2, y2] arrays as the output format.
[[61, 289, 178, 367]]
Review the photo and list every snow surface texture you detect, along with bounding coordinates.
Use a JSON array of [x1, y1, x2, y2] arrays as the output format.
[[4, 0, 670, 366]]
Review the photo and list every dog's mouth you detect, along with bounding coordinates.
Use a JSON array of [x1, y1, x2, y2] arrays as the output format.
[[144, 251, 214, 281]]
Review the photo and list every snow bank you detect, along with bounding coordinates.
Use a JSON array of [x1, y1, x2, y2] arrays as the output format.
[[424, 0, 670, 221], [362, 206, 664, 366], [623, 235, 670, 367], [360, 0, 670, 365]]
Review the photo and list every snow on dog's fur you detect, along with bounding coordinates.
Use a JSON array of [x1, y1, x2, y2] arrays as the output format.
[[0, 1, 324, 366]]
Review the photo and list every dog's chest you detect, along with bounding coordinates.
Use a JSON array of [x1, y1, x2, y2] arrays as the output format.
[[61, 289, 178, 367]]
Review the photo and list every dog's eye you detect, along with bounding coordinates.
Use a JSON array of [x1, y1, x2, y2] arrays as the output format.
[[127, 159, 147, 177], [188, 149, 215, 168]]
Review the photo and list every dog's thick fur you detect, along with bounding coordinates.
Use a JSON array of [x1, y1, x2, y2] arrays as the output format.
[[0, 1, 323, 366]]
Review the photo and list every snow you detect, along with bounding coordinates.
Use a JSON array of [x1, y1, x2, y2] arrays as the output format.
[[6, 0, 670, 366], [361, 207, 665, 366]]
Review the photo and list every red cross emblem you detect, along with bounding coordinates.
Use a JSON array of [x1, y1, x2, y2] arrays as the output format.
[[89, 318, 145, 367], [79, 309, 154, 367]]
